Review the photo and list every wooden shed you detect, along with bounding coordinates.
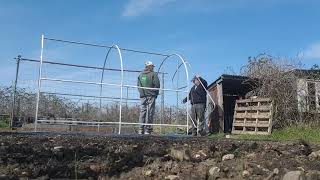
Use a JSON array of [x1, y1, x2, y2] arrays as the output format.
[[207, 74, 255, 133]]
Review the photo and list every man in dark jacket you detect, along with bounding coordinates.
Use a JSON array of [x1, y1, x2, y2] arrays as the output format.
[[183, 75, 208, 136], [137, 61, 160, 134]]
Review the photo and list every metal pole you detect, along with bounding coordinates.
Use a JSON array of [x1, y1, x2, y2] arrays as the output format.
[[34, 34, 45, 132], [126, 87, 129, 131], [99, 47, 112, 133], [10, 55, 21, 129], [112, 45, 124, 135], [98, 91, 102, 133], [36, 119, 189, 127], [98, 109, 101, 132], [176, 60, 179, 128], [195, 75, 216, 110], [44, 37, 170, 57], [41, 91, 139, 101], [41, 77, 188, 92], [160, 73, 165, 133], [15, 57, 169, 75], [126, 87, 129, 108]]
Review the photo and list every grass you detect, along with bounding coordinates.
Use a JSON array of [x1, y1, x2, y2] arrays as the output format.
[[0, 120, 9, 128], [234, 125, 320, 144], [0, 117, 10, 128], [208, 133, 226, 139], [155, 125, 320, 144]]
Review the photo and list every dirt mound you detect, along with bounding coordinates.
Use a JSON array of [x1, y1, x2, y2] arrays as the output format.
[[0, 132, 319, 179]]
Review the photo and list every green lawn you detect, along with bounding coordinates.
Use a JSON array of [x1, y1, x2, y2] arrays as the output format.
[[0, 121, 9, 128], [0, 117, 9, 128], [231, 126, 320, 144]]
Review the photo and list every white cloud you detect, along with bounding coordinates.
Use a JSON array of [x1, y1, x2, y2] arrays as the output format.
[[122, 0, 176, 17], [121, 0, 293, 18], [299, 42, 320, 59]]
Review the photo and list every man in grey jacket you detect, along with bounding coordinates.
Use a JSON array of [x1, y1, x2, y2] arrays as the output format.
[[137, 61, 160, 134]]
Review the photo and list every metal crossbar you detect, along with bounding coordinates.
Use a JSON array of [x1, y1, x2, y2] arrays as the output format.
[[44, 37, 170, 57], [41, 77, 188, 93], [15, 57, 168, 74]]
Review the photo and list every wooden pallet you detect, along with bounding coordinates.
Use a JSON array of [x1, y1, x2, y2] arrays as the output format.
[[232, 98, 273, 135]]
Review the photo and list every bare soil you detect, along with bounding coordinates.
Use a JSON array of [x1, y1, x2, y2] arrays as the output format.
[[0, 132, 319, 180]]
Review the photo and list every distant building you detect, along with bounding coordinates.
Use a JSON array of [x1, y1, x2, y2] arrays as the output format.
[[295, 69, 320, 113]]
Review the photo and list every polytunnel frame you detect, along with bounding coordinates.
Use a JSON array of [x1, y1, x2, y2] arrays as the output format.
[[33, 34, 191, 134]]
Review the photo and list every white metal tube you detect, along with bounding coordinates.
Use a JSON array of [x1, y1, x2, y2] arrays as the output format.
[[41, 91, 139, 101], [113, 45, 124, 135], [99, 47, 113, 130], [41, 77, 188, 93], [174, 54, 190, 135], [34, 34, 44, 132], [44, 37, 170, 57], [37, 119, 189, 127], [185, 62, 218, 133], [119, 122, 188, 127], [195, 75, 216, 110], [185, 61, 216, 110], [126, 84, 188, 93], [157, 53, 190, 135], [160, 73, 165, 133], [41, 77, 119, 86], [188, 113, 196, 127]]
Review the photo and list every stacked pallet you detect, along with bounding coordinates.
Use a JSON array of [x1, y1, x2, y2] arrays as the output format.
[[232, 98, 273, 135]]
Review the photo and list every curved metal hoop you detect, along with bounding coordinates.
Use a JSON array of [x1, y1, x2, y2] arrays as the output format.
[[157, 53, 190, 134], [99, 45, 124, 134]]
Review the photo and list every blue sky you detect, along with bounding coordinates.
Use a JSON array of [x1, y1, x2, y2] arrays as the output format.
[[1, 0, 320, 89]]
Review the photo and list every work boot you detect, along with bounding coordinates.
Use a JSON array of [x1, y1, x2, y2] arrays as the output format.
[[145, 128, 153, 135], [192, 129, 197, 136], [144, 127, 153, 134], [138, 129, 144, 135], [198, 130, 207, 137]]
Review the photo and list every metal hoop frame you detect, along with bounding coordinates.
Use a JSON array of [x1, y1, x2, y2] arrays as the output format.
[[33, 35, 191, 134]]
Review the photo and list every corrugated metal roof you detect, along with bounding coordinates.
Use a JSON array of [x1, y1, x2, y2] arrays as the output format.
[[207, 74, 249, 90]]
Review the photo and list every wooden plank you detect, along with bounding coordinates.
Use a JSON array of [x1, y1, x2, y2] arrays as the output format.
[[232, 101, 239, 133], [268, 99, 273, 134], [235, 106, 271, 111], [234, 114, 270, 119], [232, 130, 270, 135], [233, 122, 270, 127], [236, 98, 271, 103], [234, 119, 269, 121]]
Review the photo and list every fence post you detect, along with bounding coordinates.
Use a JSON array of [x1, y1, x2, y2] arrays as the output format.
[[34, 34, 45, 132], [10, 55, 21, 129]]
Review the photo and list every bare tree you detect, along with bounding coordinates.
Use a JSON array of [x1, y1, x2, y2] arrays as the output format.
[[241, 54, 320, 128]]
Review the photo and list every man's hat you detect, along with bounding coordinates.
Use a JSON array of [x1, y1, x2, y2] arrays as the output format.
[[191, 75, 200, 82], [145, 61, 155, 67]]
